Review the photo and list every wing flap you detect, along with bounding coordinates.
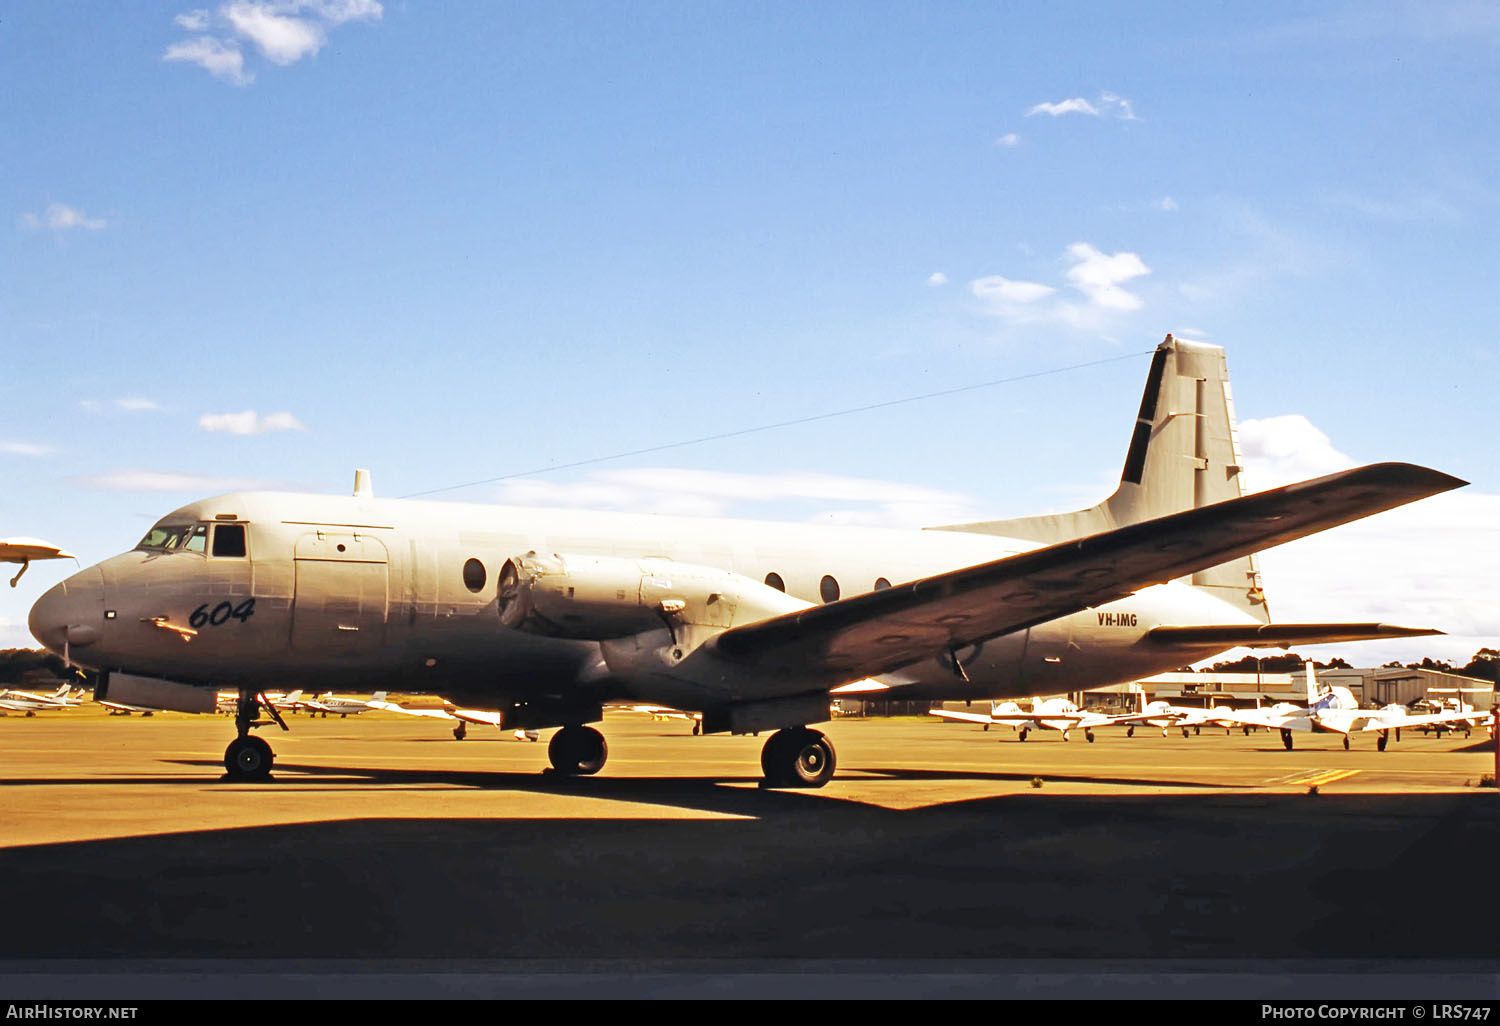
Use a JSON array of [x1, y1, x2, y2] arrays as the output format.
[[712, 463, 1463, 687]]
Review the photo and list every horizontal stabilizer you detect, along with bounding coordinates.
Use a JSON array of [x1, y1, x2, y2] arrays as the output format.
[[1146, 623, 1443, 648]]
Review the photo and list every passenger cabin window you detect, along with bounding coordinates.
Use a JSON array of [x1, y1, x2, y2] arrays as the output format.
[[874, 577, 891, 591], [463, 558, 486, 593], [212, 524, 247, 558], [820, 575, 840, 603], [764, 572, 785, 592]]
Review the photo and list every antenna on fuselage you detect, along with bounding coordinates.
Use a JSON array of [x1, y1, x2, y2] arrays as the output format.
[[353, 469, 373, 498]]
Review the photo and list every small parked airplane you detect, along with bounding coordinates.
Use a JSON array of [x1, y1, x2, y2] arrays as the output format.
[[368, 692, 540, 741], [1223, 665, 1489, 750], [929, 696, 1138, 742], [1, 536, 75, 588], [0, 682, 82, 714]]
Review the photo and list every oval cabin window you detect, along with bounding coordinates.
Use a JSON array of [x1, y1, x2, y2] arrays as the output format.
[[764, 572, 785, 592], [820, 575, 840, 603], [463, 558, 487, 593]]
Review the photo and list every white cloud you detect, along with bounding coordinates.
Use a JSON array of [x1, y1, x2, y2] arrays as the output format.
[[1155, 196, 1178, 212], [1237, 415, 1355, 490], [197, 410, 306, 435], [926, 272, 949, 287], [995, 132, 1020, 147], [20, 203, 107, 232], [223, 1, 326, 64], [165, 1, 382, 83], [1026, 97, 1100, 118], [1025, 93, 1138, 122], [494, 468, 985, 528], [1098, 92, 1140, 121], [164, 36, 252, 85], [968, 243, 1151, 334], [1, 441, 51, 457], [1224, 414, 1500, 665], [970, 275, 1054, 306], [1062, 243, 1150, 312], [74, 470, 289, 493]]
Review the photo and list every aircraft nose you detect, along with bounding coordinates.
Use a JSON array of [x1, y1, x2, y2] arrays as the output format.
[[28, 567, 105, 656]]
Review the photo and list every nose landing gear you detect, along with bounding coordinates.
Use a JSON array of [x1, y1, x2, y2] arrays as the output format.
[[222, 688, 288, 782]]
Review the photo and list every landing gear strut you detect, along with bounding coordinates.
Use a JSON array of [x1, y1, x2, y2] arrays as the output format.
[[1377, 731, 1389, 752], [223, 688, 284, 781], [548, 725, 608, 776], [759, 727, 836, 788]]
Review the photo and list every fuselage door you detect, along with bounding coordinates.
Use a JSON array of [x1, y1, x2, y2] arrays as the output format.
[[291, 532, 390, 652]]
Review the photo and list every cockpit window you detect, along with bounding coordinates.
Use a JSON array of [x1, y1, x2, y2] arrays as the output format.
[[184, 525, 209, 553], [135, 524, 197, 551], [212, 523, 247, 558]]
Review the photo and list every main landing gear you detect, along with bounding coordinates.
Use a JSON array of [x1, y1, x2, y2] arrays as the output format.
[[759, 727, 836, 788], [223, 688, 288, 781], [548, 725, 608, 776], [1281, 728, 1295, 751]]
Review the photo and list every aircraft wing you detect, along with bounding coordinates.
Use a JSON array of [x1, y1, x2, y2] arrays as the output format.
[[1146, 623, 1442, 647], [449, 707, 503, 726], [929, 708, 1002, 726], [367, 697, 455, 720], [1218, 707, 1310, 731], [1357, 708, 1491, 733], [0, 538, 75, 563], [710, 463, 1463, 689]]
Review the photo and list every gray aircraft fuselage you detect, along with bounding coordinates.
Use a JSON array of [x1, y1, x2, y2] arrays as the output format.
[[29, 489, 1250, 713]]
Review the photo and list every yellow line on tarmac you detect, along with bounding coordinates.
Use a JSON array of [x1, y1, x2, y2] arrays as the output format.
[[1291, 769, 1361, 788]]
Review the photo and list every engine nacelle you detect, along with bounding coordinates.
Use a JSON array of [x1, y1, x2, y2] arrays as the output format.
[[497, 551, 809, 641]]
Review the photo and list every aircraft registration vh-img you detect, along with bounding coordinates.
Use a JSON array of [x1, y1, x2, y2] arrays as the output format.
[[28, 336, 1464, 787]]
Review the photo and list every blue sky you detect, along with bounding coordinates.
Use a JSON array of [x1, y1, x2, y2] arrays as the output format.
[[3, 2, 1497, 665]]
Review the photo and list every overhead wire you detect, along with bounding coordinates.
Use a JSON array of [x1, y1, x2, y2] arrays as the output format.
[[401, 349, 1156, 499]]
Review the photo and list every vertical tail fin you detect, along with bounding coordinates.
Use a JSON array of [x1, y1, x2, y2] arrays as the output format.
[[932, 334, 1269, 622]]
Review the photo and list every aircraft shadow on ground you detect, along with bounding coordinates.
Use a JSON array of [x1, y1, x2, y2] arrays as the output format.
[[0, 792, 1495, 963]]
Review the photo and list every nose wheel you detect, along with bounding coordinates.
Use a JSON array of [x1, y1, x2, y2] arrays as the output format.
[[224, 735, 274, 780]]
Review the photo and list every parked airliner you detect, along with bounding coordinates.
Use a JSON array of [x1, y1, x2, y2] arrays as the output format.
[[28, 336, 1462, 786]]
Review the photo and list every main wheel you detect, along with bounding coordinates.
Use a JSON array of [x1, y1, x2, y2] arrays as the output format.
[[1085, 729, 1095, 743], [1342, 736, 1350, 750], [1377, 732, 1389, 752], [1281, 729, 1294, 751], [760, 728, 836, 788], [548, 725, 608, 776], [225, 735, 274, 781]]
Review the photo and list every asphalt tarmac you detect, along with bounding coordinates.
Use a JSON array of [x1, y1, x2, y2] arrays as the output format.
[[1, 707, 1496, 999]]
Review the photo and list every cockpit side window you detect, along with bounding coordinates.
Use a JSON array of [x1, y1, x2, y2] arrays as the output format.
[[211, 523, 247, 558], [184, 525, 209, 553]]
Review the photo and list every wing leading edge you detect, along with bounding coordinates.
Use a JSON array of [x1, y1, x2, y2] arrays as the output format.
[[710, 463, 1464, 688]]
